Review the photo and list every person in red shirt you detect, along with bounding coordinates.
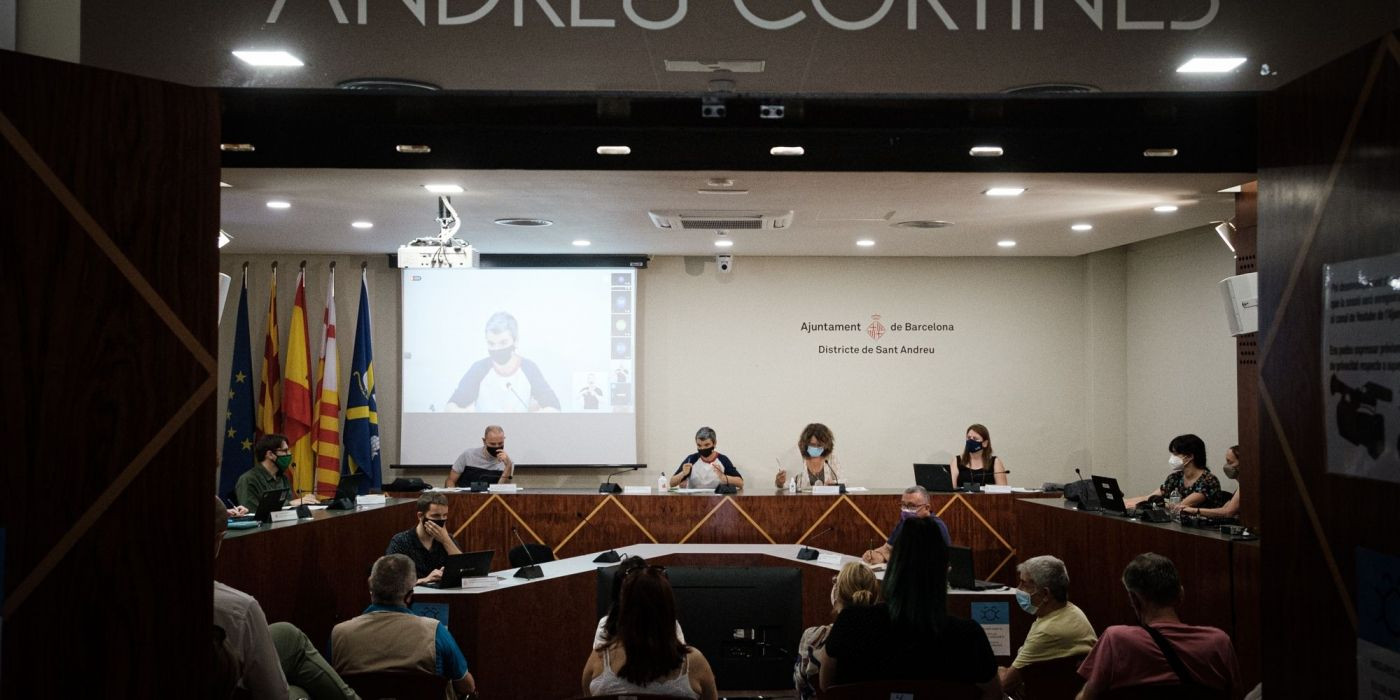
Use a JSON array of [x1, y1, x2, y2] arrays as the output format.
[[1076, 553, 1240, 699]]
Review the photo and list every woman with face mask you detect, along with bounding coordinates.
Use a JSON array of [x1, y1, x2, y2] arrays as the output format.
[[1124, 434, 1221, 510], [1182, 445, 1243, 519], [951, 424, 1008, 488], [774, 423, 842, 489], [793, 562, 880, 698], [670, 427, 744, 490]]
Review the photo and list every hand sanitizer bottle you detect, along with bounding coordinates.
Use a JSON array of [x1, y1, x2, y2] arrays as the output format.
[[658, 472, 669, 492]]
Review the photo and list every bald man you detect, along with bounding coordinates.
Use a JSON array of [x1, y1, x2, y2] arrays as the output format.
[[446, 425, 515, 487]]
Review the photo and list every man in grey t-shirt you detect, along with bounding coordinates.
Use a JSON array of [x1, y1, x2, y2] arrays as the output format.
[[445, 424, 516, 487]]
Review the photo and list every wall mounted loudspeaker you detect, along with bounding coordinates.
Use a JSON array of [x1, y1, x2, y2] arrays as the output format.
[[716, 254, 733, 273], [1218, 272, 1258, 336], [218, 273, 232, 322]]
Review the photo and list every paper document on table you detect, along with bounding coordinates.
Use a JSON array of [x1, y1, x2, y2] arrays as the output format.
[[843, 486, 869, 492], [306, 505, 329, 510], [675, 488, 712, 494], [488, 484, 521, 493], [1010, 487, 1042, 493], [817, 553, 843, 565], [982, 485, 1013, 494], [357, 494, 387, 505], [622, 486, 652, 494]]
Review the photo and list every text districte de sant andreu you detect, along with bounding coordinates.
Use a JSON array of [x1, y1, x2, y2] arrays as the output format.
[[800, 319, 953, 356]]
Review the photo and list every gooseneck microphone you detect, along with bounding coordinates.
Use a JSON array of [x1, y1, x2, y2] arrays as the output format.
[[504, 381, 531, 410], [598, 466, 640, 494], [511, 526, 545, 579], [797, 526, 836, 561], [577, 511, 622, 563]]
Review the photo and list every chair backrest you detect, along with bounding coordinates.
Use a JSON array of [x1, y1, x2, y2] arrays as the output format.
[[341, 670, 449, 700], [1015, 654, 1086, 700], [509, 543, 555, 568], [1100, 683, 1230, 700], [821, 678, 981, 699]]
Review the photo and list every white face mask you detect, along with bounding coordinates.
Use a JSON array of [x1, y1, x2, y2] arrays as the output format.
[[1168, 455, 1185, 472]]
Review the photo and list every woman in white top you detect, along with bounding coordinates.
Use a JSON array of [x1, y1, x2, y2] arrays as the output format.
[[594, 556, 685, 650], [582, 566, 718, 699], [774, 423, 842, 489]]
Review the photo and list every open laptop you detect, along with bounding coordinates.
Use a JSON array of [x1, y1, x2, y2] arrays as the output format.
[[1091, 475, 1128, 514], [948, 545, 1001, 590], [425, 550, 496, 589], [326, 473, 366, 510], [254, 487, 290, 524], [913, 463, 956, 493]]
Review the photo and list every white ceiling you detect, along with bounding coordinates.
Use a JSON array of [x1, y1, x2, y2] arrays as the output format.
[[219, 169, 1251, 257]]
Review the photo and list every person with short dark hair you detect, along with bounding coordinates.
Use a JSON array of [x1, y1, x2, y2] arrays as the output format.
[[332, 554, 476, 697], [774, 423, 842, 489], [582, 566, 718, 698], [1075, 553, 1240, 699], [385, 492, 463, 586], [445, 311, 560, 412], [822, 517, 1002, 698], [1125, 434, 1221, 510], [998, 555, 1097, 694], [235, 433, 318, 510], [671, 427, 743, 490], [861, 486, 951, 565]]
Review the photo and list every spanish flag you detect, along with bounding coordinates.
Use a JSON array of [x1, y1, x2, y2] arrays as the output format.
[[343, 268, 381, 492], [256, 265, 282, 437], [312, 266, 342, 498], [284, 266, 316, 496]]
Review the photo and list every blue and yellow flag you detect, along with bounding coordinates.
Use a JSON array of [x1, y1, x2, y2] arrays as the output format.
[[219, 268, 257, 498], [342, 269, 381, 493]]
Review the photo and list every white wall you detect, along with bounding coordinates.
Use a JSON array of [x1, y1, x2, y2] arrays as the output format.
[[216, 227, 1239, 493]]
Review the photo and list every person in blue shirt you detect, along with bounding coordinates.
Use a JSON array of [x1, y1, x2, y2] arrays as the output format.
[[861, 485, 951, 565], [331, 554, 476, 697]]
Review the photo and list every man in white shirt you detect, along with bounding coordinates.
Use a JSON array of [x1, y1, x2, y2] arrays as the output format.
[[445, 425, 515, 487]]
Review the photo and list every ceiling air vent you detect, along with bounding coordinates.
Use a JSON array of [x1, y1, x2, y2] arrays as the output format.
[[648, 210, 794, 230]]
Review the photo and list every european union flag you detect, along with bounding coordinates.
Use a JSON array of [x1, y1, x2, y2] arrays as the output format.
[[343, 272, 381, 493], [219, 271, 257, 499]]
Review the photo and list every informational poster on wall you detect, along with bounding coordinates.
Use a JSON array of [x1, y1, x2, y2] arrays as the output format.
[[1323, 252, 1400, 484], [1356, 547, 1400, 699], [970, 602, 1011, 656]]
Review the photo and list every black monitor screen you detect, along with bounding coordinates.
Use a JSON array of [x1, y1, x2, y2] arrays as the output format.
[[596, 565, 803, 690]]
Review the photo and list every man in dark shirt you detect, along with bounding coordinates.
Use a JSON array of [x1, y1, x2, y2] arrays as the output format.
[[385, 493, 462, 586], [234, 434, 319, 511], [861, 485, 951, 565]]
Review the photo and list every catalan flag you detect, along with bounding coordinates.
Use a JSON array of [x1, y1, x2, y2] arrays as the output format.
[[256, 265, 282, 437], [312, 266, 342, 498], [219, 268, 257, 499], [343, 268, 381, 493], [284, 266, 316, 496]]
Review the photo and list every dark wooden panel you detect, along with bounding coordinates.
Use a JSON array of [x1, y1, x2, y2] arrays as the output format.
[[1234, 181, 1261, 529], [1257, 30, 1400, 698], [1232, 542, 1261, 693], [0, 50, 219, 697]]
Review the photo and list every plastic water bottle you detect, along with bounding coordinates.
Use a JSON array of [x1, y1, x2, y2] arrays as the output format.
[[658, 472, 669, 492]]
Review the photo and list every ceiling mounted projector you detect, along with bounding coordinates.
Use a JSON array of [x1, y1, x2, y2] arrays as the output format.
[[397, 196, 479, 269]]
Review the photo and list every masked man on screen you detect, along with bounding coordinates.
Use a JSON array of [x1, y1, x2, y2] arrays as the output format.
[[446, 311, 561, 413], [446, 425, 516, 487]]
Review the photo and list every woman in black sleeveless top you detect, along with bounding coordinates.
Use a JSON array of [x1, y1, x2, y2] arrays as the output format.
[[953, 423, 1008, 488]]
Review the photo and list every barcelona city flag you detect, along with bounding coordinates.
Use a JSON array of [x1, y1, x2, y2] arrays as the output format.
[[219, 268, 257, 499], [284, 267, 316, 495], [256, 264, 282, 437], [342, 269, 381, 493], [312, 266, 342, 498]]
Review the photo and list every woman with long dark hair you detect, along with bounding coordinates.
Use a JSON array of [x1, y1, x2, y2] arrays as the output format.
[[821, 517, 1002, 698], [952, 423, 1008, 488], [582, 566, 718, 699], [593, 556, 686, 650]]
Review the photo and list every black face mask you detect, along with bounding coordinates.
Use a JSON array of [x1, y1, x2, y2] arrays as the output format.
[[488, 346, 514, 364], [425, 518, 448, 530], [486, 446, 502, 456], [697, 447, 714, 458]]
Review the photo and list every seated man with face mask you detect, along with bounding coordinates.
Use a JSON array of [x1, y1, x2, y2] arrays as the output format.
[[385, 492, 464, 586], [860, 486, 951, 565], [998, 555, 1097, 694], [234, 433, 319, 510]]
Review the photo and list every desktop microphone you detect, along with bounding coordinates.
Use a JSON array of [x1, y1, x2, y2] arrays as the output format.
[[504, 382, 531, 410], [598, 466, 639, 494], [577, 511, 622, 563], [796, 526, 836, 561], [823, 458, 847, 494], [511, 526, 545, 579]]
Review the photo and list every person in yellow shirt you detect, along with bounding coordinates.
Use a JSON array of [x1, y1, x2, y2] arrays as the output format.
[[998, 555, 1097, 694]]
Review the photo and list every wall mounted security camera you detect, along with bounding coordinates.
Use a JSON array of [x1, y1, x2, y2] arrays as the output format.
[[716, 254, 733, 273]]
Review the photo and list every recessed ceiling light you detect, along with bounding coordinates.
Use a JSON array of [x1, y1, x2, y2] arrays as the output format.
[[1071, 223, 1093, 232], [494, 218, 553, 227], [856, 239, 876, 247], [266, 200, 290, 209], [219, 143, 255, 152], [969, 146, 1004, 157], [219, 181, 232, 188], [396, 144, 431, 154], [714, 239, 734, 248], [572, 239, 591, 247], [423, 184, 463, 194], [596, 146, 631, 156], [984, 187, 1026, 196], [997, 240, 1017, 248], [232, 50, 304, 67], [770, 146, 805, 156], [1153, 204, 1179, 213], [1143, 148, 1179, 158], [351, 221, 373, 229], [1177, 57, 1247, 73]]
